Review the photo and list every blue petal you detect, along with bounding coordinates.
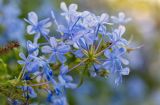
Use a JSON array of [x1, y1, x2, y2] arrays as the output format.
[[19, 52, 26, 60], [49, 54, 57, 63], [60, 2, 68, 12], [115, 75, 122, 86], [74, 50, 84, 58], [120, 67, 130, 75], [78, 38, 88, 50], [17, 60, 25, 65], [58, 45, 70, 54], [65, 83, 77, 89], [57, 54, 66, 63], [41, 46, 52, 53], [27, 12, 38, 25], [104, 49, 111, 58], [28, 86, 37, 98], [50, 37, 57, 48], [60, 65, 68, 74]]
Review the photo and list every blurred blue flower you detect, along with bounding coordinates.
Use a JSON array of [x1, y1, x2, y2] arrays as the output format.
[[47, 91, 68, 105], [103, 47, 129, 84], [18, 53, 40, 73], [111, 12, 131, 25], [60, 2, 79, 22], [108, 25, 128, 48], [0, 0, 25, 44], [27, 40, 39, 56], [58, 65, 77, 89], [21, 86, 37, 98], [18, 52, 32, 65]]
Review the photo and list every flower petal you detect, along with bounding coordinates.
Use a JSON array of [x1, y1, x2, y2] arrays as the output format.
[[57, 54, 66, 63], [50, 37, 57, 48], [27, 25, 36, 34], [41, 46, 52, 53], [19, 52, 26, 60], [39, 18, 52, 28], [120, 67, 130, 75], [28, 12, 38, 25], [17, 60, 25, 65], [119, 12, 125, 19], [60, 2, 68, 12], [49, 54, 57, 63], [60, 65, 68, 74], [100, 13, 109, 24], [118, 25, 126, 36], [104, 49, 111, 58], [65, 83, 77, 89], [74, 50, 84, 58], [58, 45, 70, 54], [69, 3, 78, 11]]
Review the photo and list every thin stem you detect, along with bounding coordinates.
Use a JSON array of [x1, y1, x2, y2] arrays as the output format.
[[95, 38, 102, 53], [42, 34, 50, 42], [70, 17, 81, 31], [39, 29, 50, 42], [39, 42, 49, 46], [95, 24, 100, 37], [95, 40, 118, 57], [29, 81, 50, 87], [17, 65, 26, 82], [77, 64, 88, 87], [31, 71, 44, 80], [68, 58, 88, 72]]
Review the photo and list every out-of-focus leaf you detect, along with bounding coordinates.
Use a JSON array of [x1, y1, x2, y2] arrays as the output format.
[[0, 94, 7, 105]]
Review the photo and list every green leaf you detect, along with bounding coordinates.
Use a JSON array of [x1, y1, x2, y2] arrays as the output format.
[[0, 59, 9, 80]]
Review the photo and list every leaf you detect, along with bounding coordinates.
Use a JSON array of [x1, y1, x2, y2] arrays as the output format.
[[77, 64, 88, 88], [0, 59, 9, 80], [0, 94, 7, 105]]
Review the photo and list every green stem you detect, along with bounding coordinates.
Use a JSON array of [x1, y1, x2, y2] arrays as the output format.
[[17, 65, 25, 82], [68, 58, 88, 72], [77, 64, 88, 88]]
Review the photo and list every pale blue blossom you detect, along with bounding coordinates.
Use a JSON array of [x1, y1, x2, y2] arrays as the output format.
[[41, 37, 70, 63], [111, 12, 131, 24]]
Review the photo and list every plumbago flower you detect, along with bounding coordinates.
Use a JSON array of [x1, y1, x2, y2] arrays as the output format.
[[111, 12, 132, 25], [16, 2, 136, 104], [24, 11, 52, 42], [41, 37, 70, 63]]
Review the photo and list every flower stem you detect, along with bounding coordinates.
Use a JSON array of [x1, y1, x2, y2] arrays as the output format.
[[68, 58, 88, 72]]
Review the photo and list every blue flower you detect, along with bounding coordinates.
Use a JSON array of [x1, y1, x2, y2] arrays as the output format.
[[18, 52, 39, 73], [58, 65, 77, 89], [47, 91, 68, 105], [108, 25, 128, 48], [96, 13, 111, 37], [21, 86, 37, 98], [41, 37, 70, 63], [17, 52, 32, 65], [111, 12, 131, 24], [25, 12, 52, 40], [26, 40, 39, 56], [0, 0, 25, 44], [103, 47, 130, 84], [60, 2, 79, 22], [74, 49, 84, 58], [82, 12, 98, 28]]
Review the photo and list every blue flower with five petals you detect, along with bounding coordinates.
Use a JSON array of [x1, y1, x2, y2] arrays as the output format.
[[41, 37, 70, 63]]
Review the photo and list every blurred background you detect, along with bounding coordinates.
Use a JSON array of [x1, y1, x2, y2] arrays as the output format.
[[0, 0, 160, 105]]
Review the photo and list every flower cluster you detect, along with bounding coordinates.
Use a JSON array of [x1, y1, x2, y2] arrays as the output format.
[[18, 2, 131, 104]]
